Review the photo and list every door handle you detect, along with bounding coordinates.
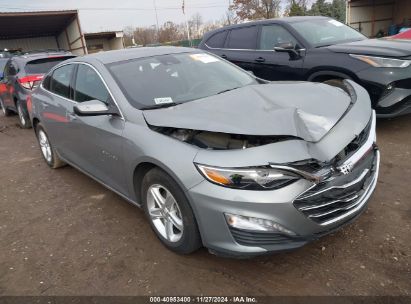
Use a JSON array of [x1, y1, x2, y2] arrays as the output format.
[[221, 54, 228, 59], [255, 57, 266, 63]]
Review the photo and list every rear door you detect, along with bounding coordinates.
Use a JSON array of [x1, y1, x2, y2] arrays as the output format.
[[222, 26, 259, 72], [66, 63, 128, 195], [38, 64, 76, 154], [253, 24, 305, 81], [202, 30, 228, 58]]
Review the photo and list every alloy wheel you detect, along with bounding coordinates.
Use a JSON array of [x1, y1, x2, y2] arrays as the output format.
[[147, 184, 184, 243], [38, 130, 52, 163]]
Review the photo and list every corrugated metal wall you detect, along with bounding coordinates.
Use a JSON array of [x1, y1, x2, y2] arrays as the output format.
[[349, 0, 411, 37], [57, 17, 87, 55], [0, 36, 58, 51]]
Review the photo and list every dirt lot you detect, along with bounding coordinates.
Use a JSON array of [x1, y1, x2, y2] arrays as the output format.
[[0, 114, 410, 296]]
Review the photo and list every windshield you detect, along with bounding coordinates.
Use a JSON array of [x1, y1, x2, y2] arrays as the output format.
[[25, 56, 75, 74], [107, 52, 257, 109], [290, 19, 366, 47]]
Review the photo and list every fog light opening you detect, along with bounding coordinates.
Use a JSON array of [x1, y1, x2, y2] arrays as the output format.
[[225, 213, 296, 236]]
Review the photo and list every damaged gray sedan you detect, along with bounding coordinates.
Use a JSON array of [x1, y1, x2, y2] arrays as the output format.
[[30, 47, 379, 257]]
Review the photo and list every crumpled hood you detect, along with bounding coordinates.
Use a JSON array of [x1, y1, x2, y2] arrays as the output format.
[[327, 38, 411, 57], [143, 81, 354, 143]]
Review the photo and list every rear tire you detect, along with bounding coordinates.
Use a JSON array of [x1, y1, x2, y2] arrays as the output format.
[[0, 99, 13, 117], [35, 123, 66, 169], [141, 168, 202, 254], [16, 100, 31, 129]]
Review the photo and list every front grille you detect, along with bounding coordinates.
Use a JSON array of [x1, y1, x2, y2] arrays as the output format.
[[229, 227, 305, 246], [293, 151, 377, 225]]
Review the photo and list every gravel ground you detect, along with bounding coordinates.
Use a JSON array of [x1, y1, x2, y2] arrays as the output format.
[[0, 114, 410, 296]]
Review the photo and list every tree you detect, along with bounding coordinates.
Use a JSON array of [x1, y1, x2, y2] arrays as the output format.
[[158, 21, 182, 43], [189, 13, 204, 39], [309, 0, 332, 17], [308, 0, 346, 22], [229, 0, 282, 21], [286, 0, 308, 17], [330, 0, 346, 23]]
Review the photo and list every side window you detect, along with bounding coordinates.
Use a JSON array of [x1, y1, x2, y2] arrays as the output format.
[[42, 74, 51, 90], [73, 65, 109, 103], [259, 25, 298, 50], [206, 31, 228, 48], [50, 65, 75, 99], [227, 26, 258, 49]]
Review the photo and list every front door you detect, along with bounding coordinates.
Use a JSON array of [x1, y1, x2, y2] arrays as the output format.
[[65, 63, 128, 196], [253, 24, 305, 81]]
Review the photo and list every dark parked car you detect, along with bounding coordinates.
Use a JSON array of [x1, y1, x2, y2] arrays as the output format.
[[29, 48, 378, 256], [199, 16, 411, 117], [0, 51, 75, 128]]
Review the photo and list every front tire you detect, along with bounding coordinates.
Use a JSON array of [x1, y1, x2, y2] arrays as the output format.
[[16, 100, 31, 129], [35, 123, 66, 169], [141, 168, 201, 254]]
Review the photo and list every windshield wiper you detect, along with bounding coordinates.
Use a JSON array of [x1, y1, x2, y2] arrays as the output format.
[[217, 87, 240, 95], [141, 102, 180, 110]]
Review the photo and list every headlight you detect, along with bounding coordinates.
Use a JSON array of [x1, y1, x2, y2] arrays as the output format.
[[350, 54, 411, 68], [195, 164, 299, 190]]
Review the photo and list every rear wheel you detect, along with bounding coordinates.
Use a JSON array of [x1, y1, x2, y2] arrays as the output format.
[[16, 100, 31, 129], [0, 99, 13, 116], [141, 168, 201, 254], [35, 123, 66, 169]]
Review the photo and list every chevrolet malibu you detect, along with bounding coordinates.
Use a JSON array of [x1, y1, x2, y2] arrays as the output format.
[[29, 47, 379, 257]]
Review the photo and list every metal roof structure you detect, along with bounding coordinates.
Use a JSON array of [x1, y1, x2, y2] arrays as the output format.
[[84, 31, 124, 40], [0, 10, 78, 39]]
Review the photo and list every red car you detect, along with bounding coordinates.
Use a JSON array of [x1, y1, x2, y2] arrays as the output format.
[[390, 29, 411, 40]]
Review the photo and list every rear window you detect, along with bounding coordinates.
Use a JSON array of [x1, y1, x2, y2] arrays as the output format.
[[206, 31, 228, 48], [24, 57, 75, 74]]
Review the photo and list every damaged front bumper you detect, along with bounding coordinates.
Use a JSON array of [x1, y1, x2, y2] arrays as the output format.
[[187, 112, 379, 257]]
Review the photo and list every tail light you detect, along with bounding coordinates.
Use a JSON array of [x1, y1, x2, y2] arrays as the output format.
[[18, 74, 44, 90], [26, 95, 32, 113]]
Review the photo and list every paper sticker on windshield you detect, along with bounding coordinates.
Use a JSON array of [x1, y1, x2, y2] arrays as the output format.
[[190, 53, 219, 63], [154, 97, 173, 104], [328, 20, 343, 27]]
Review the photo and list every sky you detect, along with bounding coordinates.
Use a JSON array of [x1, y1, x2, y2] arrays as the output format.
[[0, 0, 320, 33], [0, 0, 232, 32]]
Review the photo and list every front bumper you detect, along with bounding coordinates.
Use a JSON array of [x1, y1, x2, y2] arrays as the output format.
[[357, 68, 411, 117], [187, 113, 380, 257]]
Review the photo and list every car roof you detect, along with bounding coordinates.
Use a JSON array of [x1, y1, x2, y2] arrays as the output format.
[[203, 16, 330, 37], [69, 46, 198, 65], [12, 51, 74, 63]]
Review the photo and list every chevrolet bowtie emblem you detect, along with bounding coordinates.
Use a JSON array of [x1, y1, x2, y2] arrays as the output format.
[[337, 162, 354, 175]]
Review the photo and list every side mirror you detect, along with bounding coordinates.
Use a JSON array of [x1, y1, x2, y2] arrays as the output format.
[[73, 99, 120, 117], [273, 42, 301, 60]]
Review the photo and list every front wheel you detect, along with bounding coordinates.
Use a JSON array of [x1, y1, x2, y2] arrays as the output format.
[[141, 168, 202, 254]]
